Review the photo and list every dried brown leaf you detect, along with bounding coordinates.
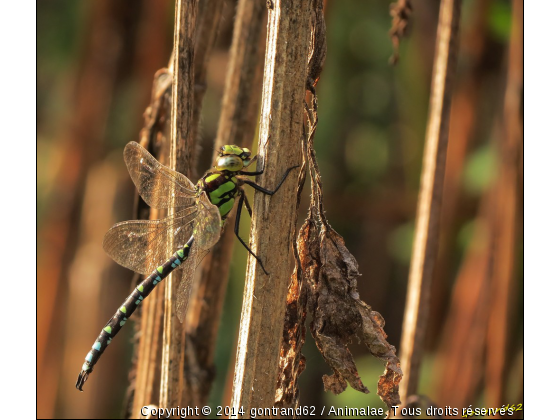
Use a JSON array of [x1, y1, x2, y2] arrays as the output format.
[[306, 225, 402, 409], [389, 0, 413, 65], [275, 2, 401, 412], [274, 245, 308, 408], [275, 100, 402, 415], [307, 0, 327, 90], [356, 301, 402, 408]]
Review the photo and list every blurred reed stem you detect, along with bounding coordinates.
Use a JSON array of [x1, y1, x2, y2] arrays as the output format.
[[38, 1, 130, 417], [191, 0, 227, 175], [485, 0, 523, 407], [399, 0, 461, 403]]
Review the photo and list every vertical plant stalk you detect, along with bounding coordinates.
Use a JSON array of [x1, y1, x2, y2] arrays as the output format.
[[184, 0, 267, 406], [275, 1, 324, 408], [62, 163, 122, 419], [428, 0, 492, 351], [231, 0, 310, 414], [399, 0, 461, 403], [485, 0, 522, 407], [432, 191, 494, 408], [131, 69, 173, 416], [190, 0, 226, 174], [179, 0, 225, 409], [160, 0, 199, 409], [133, 0, 253, 410], [38, 2, 128, 417]]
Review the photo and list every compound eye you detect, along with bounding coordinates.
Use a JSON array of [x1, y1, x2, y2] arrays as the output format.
[[240, 148, 251, 159], [216, 155, 243, 171]]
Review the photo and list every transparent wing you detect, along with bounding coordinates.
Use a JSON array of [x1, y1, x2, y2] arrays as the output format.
[[102, 206, 198, 275], [175, 241, 210, 323], [124, 141, 197, 209], [175, 193, 222, 322], [193, 192, 222, 250]]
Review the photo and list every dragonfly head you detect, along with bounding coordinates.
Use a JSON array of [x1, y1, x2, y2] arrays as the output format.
[[215, 145, 253, 172]]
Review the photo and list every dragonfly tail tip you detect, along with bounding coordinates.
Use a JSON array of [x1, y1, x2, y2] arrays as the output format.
[[76, 371, 90, 392]]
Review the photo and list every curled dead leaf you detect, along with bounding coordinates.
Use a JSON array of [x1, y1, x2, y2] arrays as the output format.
[[389, 0, 413, 65], [307, 0, 327, 90]]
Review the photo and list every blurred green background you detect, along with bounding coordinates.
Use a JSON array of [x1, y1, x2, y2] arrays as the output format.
[[37, 1, 522, 418]]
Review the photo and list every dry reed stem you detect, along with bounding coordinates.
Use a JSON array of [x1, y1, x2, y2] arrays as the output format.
[[433, 190, 494, 408], [399, 0, 461, 402], [231, 0, 310, 414], [180, 0, 227, 408], [160, 0, 199, 409], [485, 0, 522, 407], [190, 0, 226, 175], [62, 162, 122, 418], [132, 70, 173, 416], [428, 0, 491, 351], [185, 0, 267, 406], [38, 2, 126, 416]]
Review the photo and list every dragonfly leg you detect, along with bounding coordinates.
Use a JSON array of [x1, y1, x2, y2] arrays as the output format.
[[234, 189, 269, 275], [243, 191, 253, 218], [239, 169, 264, 176], [243, 165, 299, 196]]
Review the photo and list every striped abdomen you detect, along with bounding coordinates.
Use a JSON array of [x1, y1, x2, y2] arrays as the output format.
[[75, 236, 194, 391]]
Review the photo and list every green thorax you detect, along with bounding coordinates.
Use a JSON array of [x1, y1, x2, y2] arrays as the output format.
[[197, 171, 239, 219], [196, 144, 254, 220]]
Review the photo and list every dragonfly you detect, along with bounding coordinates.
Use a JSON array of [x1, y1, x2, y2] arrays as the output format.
[[76, 141, 296, 391]]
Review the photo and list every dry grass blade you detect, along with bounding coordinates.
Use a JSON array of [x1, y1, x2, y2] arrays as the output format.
[[131, 69, 173, 414], [190, 0, 226, 172], [398, 0, 461, 403], [38, 3, 129, 416], [159, 0, 199, 409], [485, 0, 523, 407]]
